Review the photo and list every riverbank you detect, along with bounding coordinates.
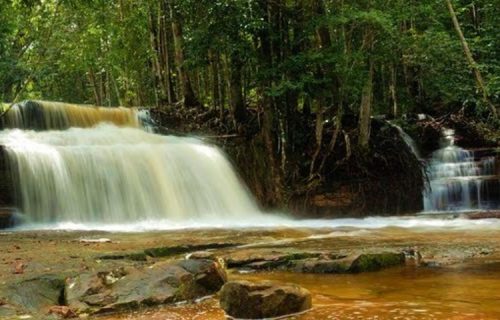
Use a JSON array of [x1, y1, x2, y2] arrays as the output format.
[[1, 218, 499, 319]]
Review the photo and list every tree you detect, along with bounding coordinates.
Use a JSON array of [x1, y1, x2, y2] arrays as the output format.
[[445, 0, 497, 118]]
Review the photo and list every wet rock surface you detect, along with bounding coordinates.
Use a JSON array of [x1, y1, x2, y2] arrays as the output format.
[[65, 259, 226, 314], [221, 250, 406, 274], [4, 275, 66, 312], [0, 208, 16, 229], [143, 242, 241, 258], [220, 280, 312, 319], [349, 252, 406, 273]]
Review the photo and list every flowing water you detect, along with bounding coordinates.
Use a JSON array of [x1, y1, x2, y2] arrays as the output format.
[[390, 122, 421, 160], [0, 101, 261, 225], [423, 129, 499, 212], [1, 100, 141, 129]]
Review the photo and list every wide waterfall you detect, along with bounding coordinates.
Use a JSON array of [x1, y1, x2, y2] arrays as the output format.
[[1, 100, 141, 130], [0, 101, 262, 225], [423, 129, 499, 212]]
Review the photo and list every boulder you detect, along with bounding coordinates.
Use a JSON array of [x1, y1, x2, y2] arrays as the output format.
[[65, 258, 226, 314], [0, 208, 17, 229], [225, 251, 322, 269], [349, 252, 405, 273], [288, 258, 351, 273], [3, 275, 66, 312], [219, 280, 311, 319]]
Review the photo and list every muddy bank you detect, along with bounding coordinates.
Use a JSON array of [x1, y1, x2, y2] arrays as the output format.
[[1, 223, 499, 319]]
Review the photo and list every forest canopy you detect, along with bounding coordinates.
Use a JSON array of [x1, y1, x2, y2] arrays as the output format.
[[1, 0, 498, 119]]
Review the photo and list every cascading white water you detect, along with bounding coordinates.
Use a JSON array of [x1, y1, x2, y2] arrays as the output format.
[[0, 124, 260, 224], [423, 129, 499, 212], [389, 122, 421, 160], [1, 100, 142, 130]]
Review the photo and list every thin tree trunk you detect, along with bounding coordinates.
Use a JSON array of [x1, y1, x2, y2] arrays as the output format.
[[110, 71, 123, 106], [309, 100, 324, 177], [319, 103, 343, 173], [88, 69, 102, 106], [209, 49, 220, 110], [161, 4, 176, 104], [229, 54, 246, 123], [257, 0, 283, 204], [358, 60, 374, 148], [390, 63, 398, 117], [169, 4, 200, 108], [309, 0, 332, 177], [445, 0, 497, 117], [147, 6, 164, 107]]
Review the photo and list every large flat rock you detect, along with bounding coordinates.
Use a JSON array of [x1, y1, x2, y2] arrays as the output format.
[[66, 258, 227, 314]]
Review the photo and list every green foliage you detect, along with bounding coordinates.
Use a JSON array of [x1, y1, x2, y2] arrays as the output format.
[[0, 0, 497, 117]]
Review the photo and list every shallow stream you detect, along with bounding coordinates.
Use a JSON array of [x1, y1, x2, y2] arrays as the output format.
[[102, 262, 500, 320]]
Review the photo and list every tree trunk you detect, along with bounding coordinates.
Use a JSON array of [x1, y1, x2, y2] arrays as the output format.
[[161, 3, 176, 104], [389, 63, 398, 118], [147, 6, 164, 107], [309, 0, 332, 176], [358, 60, 374, 148], [257, 0, 283, 204], [445, 0, 497, 117], [88, 68, 102, 106], [229, 54, 246, 123], [208, 49, 220, 110], [169, 4, 200, 108]]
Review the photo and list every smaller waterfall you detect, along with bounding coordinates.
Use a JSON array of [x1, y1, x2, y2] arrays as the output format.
[[423, 129, 499, 212], [390, 123, 421, 159], [1, 100, 142, 130]]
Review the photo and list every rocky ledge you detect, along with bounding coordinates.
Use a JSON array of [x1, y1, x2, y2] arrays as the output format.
[[1, 258, 227, 318], [192, 249, 412, 274]]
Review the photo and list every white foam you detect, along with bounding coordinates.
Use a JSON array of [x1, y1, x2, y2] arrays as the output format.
[[10, 215, 500, 232]]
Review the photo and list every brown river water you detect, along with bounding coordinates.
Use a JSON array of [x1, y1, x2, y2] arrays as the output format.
[[102, 255, 500, 320]]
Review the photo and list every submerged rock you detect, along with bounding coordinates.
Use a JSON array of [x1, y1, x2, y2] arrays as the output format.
[[219, 280, 312, 319], [224, 249, 406, 274], [144, 242, 240, 258], [349, 252, 406, 273], [65, 259, 226, 314], [288, 258, 352, 273]]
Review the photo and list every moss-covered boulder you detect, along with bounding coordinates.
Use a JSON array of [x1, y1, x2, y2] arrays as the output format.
[[288, 258, 352, 273], [349, 252, 406, 273]]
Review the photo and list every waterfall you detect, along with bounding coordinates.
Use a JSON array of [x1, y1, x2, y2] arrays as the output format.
[[1, 100, 141, 130], [0, 101, 261, 225], [389, 122, 421, 159], [423, 129, 499, 212]]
